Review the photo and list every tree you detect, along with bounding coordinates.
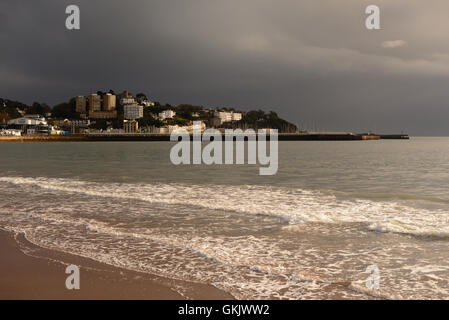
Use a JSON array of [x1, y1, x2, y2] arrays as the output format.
[[51, 100, 79, 119], [221, 109, 298, 133], [1, 98, 28, 117], [138, 114, 165, 129], [175, 104, 203, 120], [169, 116, 190, 126], [26, 102, 51, 115], [3, 107, 21, 119], [89, 119, 108, 130], [136, 93, 147, 102], [0, 113, 10, 124]]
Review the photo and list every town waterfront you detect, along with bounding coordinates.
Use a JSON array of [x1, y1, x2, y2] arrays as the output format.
[[1, 138, 449, 299]]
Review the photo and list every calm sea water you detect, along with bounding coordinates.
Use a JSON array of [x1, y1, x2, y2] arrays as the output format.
[[1, 138, 449, 299]]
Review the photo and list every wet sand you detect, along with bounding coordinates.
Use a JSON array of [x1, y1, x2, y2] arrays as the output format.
[[0, 230, 232, 300]]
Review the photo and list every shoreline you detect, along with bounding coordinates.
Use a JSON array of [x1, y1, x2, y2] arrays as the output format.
[[0, 229, 233, 300], [0, 133, 410, 142]]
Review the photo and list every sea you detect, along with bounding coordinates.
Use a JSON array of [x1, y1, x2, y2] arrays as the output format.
[[1, 137, 449, 299]]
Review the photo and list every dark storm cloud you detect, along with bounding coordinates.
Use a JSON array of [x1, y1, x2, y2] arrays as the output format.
[[1, 0, 449, 135]]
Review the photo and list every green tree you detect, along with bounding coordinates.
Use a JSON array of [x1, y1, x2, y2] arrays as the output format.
[[136, 93, 147, 102], [51, 99, 79, 119], [26, 102, 51, 115], [89, 120, 108, 130]]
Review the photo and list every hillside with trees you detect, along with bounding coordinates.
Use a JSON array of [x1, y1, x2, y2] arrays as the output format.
[[221, 110, 298, 133], [1, 94, 298, 133]]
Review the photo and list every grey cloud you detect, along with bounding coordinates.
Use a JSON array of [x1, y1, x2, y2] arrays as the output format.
[[1, 0, 449, 135]]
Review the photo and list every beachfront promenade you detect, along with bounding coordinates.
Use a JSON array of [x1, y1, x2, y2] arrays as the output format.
[[0, 132, 409, 142]]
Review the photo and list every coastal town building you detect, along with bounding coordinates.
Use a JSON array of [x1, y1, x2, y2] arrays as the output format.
[[123, 120, 139, 133], [153, 122, 205, 134], [121, 97, 135, 105], [141, 100, 155, 107], [88, 94, 101, 112], [7, 114, 49, 134], [71, 91, 154, 123], [70, 119, 90, 127], [124, 103, 143, 120], [51, 119, 70, 127], [119, 90, 136, 105], [103, 93, 116, 111], [50, 127, 65, 135], [232, 112, 242, 121], [89, 110, 118, 119], [153, 126, 176, 134], [104, 128, 125, 134], [182, 122, 206, 133], [158, 110, 176, 120], [212, 111, 242, 126], [0, 129, 22, 136], [75, 96, 87, 113], [71, 119, 90, 134], [8, 114, 48, 126]]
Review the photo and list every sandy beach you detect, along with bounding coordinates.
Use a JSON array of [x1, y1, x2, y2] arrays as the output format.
[[0, 230, 232, 300]]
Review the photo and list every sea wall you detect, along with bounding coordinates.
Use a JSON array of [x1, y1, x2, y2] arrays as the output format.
[[0, 133, 409, 142]]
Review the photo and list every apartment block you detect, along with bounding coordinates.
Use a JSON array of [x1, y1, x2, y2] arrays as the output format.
[[213, 111, 242, 125], [88, 94, 102, 112], [124, 104, 144, 120], [158, 110, 176, 120], [75, 96, 87, 113], [103, 93, 116, 111]]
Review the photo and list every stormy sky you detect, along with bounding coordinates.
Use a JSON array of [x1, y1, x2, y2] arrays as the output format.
[[1, 0, 449, 135]]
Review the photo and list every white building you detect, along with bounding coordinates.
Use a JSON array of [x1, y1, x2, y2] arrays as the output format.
[[70, 119, 90, 127], [120, 97, 135, 105], [154, 126, 169, 134], [212, 111, 242, 125], [214, 111, 232, 123], [8, 115, 48, 126], [153, 122, 205, 134], [124, 104, 144, 120], [50, 127, 65, 135], [158, 110, 176, 120], [232, 112, 242, 121], [142, 100, 155, 107], [0, 129, 22, 136], [153, 124, 195, 134]]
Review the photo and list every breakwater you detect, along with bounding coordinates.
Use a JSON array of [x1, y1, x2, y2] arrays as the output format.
[[0, 133, 409, 142]]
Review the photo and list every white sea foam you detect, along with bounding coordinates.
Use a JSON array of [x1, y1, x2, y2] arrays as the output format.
[[1, 176, 448, 237], [2, 175, 449, 299]]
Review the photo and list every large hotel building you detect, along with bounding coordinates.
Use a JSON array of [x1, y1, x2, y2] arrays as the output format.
[[75, 91, 141, 120], [88, 94, 102, 112], [103, 93, 116, 111], [75, 96, 87, 113]]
